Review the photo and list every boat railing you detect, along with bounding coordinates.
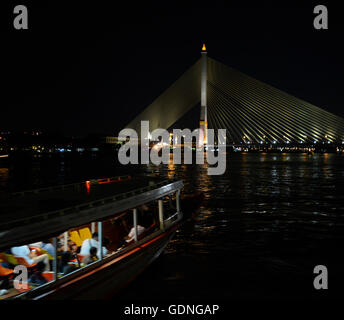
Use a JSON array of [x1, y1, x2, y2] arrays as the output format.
[[164, 211, 181, 226]]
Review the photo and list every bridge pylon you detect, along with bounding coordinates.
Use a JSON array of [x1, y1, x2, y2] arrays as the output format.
[[199, 43, 208, 147]]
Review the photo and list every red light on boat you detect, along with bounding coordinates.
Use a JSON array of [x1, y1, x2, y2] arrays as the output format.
[[85, 181, 91, 194]]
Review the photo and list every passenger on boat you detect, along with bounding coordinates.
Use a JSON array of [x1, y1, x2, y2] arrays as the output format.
[[80, 232, 108, 258], [0, 288, 9, 296], [68, 240, 79, 254], [11, 245, 50, 271], [30, 239, 55, 257], [125, 224, 146, 243], [28, 261, 47, 286], [59, 251, 76, 275], [57, 233, 77, 253], [0, 262, 11, 296], [81, 247, 98, 265], [57, 233, 69, 252]]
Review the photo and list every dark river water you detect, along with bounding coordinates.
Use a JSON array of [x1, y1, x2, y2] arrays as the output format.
[[1, 152, 344, 300]]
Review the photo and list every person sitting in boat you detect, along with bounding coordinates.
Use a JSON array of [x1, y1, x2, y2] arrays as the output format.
[[125, 224, 146, 243], [57, 233, 69, 252], [28, 260, 47, 286], [68, 240, 79, 254], [80, 232, 107, 258], [30, 239, 55, 257], [11, 245, 50, 271], [0, 258, 12, 297], [59, 251, 77, 275], [66, 241, 81, 267], [82, 247, 98, 265]]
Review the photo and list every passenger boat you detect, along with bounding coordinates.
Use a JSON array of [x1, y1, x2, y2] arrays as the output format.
[[0, 175, 184, 300]]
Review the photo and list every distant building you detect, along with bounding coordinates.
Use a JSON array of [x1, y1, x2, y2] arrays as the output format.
[[105, 136, 120, 144], [104, 136, 137, 145]]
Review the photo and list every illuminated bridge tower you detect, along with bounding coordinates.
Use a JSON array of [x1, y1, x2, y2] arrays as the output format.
[[200, 43, 208, 147]]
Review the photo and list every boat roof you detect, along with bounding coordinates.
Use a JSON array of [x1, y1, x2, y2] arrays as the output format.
[[0, 175, 183, 251]]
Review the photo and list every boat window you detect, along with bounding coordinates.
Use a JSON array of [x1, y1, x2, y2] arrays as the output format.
[[57, 222, 108, 279], [161, 194, 180, 225], [100, 203, 162, 253], [0, 222, 109, 299], [0, 238, 56, 299]]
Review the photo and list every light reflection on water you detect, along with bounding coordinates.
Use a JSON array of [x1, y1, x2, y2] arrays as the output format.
[[124, 152, 344, 299]]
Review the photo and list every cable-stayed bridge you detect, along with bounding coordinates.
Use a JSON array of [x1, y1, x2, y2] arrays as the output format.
[[126, 48, 344, 145]]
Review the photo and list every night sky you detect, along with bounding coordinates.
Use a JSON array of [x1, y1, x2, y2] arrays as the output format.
[[1, 0, 343, 136]]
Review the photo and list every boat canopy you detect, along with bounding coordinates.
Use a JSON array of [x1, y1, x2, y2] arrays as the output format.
[[0, 176, 183, 251]]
